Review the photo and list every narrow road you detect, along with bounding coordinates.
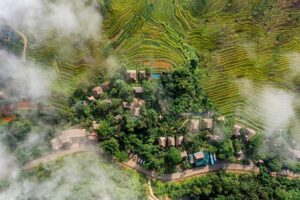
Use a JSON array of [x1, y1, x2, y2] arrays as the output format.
[[122, 159, 260, 182], [24, 146, 300, 181], [23, 145, 95, 170], [148, 180, 160, 200], [13, 28, 28, 63]]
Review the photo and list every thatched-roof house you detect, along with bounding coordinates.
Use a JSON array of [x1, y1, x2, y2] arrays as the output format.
[[132, 107, 141, 117], [59, 129, 86, 144], [203, 118, 213, 129], [51, 138, 62, 150], [167, 136, 175, 147], [176, 135, 184, 146], [159, 137, 166, 148], [92, 86, 103, 98], [181, 151, 188, 159], [194, 151, 205, 160], [126, 70, 137, 82], [138, 70, 147, 81], [246, 128, 256, 139], [189, 119, 199, 132], [233, 124, 242, 136], [133, 87, 144, 96]]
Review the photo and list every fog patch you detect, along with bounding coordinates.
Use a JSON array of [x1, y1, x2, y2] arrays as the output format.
[[237, 79, 296, 135], [258, 86, 295, 136], [0, 0, 102, 43], [0, 141, 16, 178], [0, 153, 145, 200], [0, 50, 54, 101]]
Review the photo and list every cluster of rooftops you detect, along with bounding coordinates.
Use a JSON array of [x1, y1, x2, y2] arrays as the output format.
[[156, 117, 261, 167], [87, 70, 156, 118], [233, 124, 256, 141]]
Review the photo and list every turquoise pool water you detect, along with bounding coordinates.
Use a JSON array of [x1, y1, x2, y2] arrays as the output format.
[[151, 73, 161, 79]]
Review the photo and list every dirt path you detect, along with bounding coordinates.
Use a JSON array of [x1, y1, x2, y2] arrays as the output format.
[[14, 29, 28, 63], [148, 180, 160, 200], [23, 145, 95, 170], [24, 146, 299, 181], [122, 159, 260, 182]]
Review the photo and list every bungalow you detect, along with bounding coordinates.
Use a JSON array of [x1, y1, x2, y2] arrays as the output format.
[[133, 87, 144, 97], [209, 134, 222, 142], [87, 96, 96, 102], [132, 98, 145, 107], [126, 70, 137, 82], [203, 118, 213, 130], [101, 81, 111, 92], [138, 70, 147, 81], [181, 151, 188, 159], [51, 138, 62, 150], [51, 129, 89, 150], [188, 151, 210, 166], [132, 106, 140, 117], [92, 86, 103, 98], [167, 136, 175, 147], [236, 150, 245, 161], [176, 135, 184, 147], [246, 128, 256, 140], [114, 114, 123, 122], [189, 119, 199, 132], [159, 137, 166, 148], [233, 124, 242, 136], [59, 129, 87, 145], [122, 101, 132, 109]]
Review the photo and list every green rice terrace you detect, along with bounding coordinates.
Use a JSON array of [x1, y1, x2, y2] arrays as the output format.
[[27, 0, 300, 131]]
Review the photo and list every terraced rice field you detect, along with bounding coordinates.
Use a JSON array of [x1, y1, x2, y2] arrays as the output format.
[[25, 0, 300, 131], [28, 36, 108, 112], [100, 0, 300, 130]]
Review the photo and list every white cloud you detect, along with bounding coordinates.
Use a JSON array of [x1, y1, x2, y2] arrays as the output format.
[[237, 79, 296, 135], [0, 50, 54, 100], [0, 0, 102, 42], [0, 153, 145, 200]]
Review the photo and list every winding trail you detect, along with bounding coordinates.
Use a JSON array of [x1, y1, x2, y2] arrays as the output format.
[[13, 28, 28, 63], [23, 145, 95, 170], [122, 159, 259, 182], [24, 146, 300, 181], [148, 180, 159, 200]]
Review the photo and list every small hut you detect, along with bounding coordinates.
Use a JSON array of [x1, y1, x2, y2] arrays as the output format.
[[159, 137, 166, 148], [92, 86, 103, 98], [167, 136, 175, 147]]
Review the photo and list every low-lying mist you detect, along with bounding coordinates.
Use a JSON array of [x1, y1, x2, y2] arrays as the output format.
[[0, 152, 146, 200], [0, 0, 102, 43], [237, 78, 300, 159]]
